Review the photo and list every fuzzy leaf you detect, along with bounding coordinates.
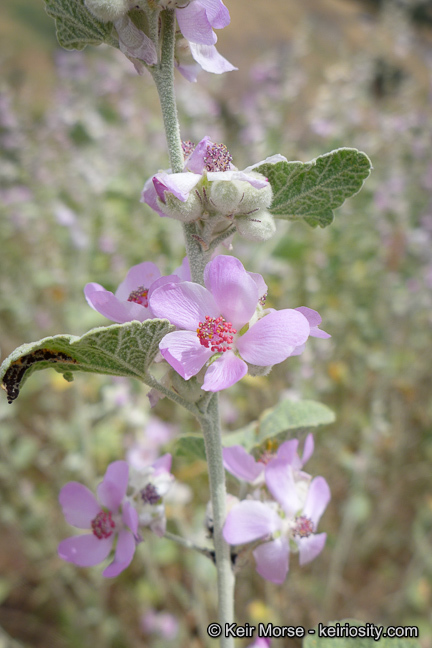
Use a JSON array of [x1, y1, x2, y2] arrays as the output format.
[[253, 148, 372, 228], [303, 619, 420, 648], [44, 0, 114, 50], [174, 435, 207, 462], [0, 320, 173, 403], [222, 400, 335, 452]]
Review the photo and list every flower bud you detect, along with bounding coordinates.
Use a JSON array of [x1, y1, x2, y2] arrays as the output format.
[[209, 180, 243, 215], [157, 191, 202, 223], [236, 173, 272, 213], [84, 0, 130, 22], [236, 210, 276, 242]]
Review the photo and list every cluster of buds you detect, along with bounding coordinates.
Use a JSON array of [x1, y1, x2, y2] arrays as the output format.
[[142, 137, 277, 243]]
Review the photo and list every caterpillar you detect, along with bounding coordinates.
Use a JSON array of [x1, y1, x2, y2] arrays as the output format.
[[1, 349, 78, 404]]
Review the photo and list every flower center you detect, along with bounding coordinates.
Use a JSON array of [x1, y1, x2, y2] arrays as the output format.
[[127, 286, 149, 307], [197, 316, 237, 353], [141, 483, 161, 505], [292, 515, 315, 538], [203, 143, 233, 172], [91, 510, 116, 539]]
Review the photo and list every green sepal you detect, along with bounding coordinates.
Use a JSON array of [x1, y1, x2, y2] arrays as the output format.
[[253, 148, 372, 228], [0, 319, 174, 403], [44, 0, 116, 50]]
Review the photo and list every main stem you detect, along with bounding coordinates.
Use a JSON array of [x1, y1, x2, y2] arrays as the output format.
[[199, 396, 235, 647], [151, 11, 235, 647]]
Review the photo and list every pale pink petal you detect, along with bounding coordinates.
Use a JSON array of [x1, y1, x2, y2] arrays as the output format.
[[58, 534, 113, 567], [84, 286, 150, 323], [141, 175, 167, 218], [115, 262, 161, 300], [236, 309, 310, 366], [159, 330, 213, 379], [265, 460, 301, 516], [206, 170, 268, 188], [152, 453, 172, 474], [202, 352, 248, 391], [204, 256, 259, 327], [222, 446, 264, 483], [247, 271, 268, 300], [102, 530, 136, 578], [189, 43, 237, 75], [184, 136, 211, 172], [276, 439, 299, 465], [223, 500, 280, 545], [295, 307, 331, 339], [176, 3, 217, 45], [147, 274, 182, 302], [122, 501, 139, 536], [59, 483, 100, 529], [173, 257, 191, 281], [153, 171, 202, 202], [176, 61, 201, 83], [97, 461, 129, 512], [115, 16, 157, 65], [150, 282, 219, 329], [244, 154, 288, 173], [301, 433, 314, 466], [199, 0, 230, 28], [297, 532, 327, 565], [253, 537, 289, 584], [303, 476, 331, 526]]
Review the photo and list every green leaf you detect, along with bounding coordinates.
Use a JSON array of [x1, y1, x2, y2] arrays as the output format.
[[0, 319, 174, 403], [253, 148, 372, 228], [303, 619, 420, 648], [223, 399, 335, 452], [174, 435, 207, 462], [44, 0, 114, 50]]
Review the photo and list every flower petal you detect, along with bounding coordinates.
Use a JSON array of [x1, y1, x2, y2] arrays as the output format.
[[97, 461, 129, 512], [236, 309, 310, 366], [115, 262, 161, 300], [223, 500, 280, 545], [301, 433, 314, 466], [59, 482, 100, 529], [303, 476, 331, 526], [176, 3, 217, 45], [160, 330, 213, 380], [265, 459, 301, 516], [204, 256, 259, 327], [84, 286, 149, 323], [222, 445, 264, 483], [122, 500, 139, 536], [102, 529, 136, 578], [150, 281, 219, 329], [199, 0, 230, 28], [202, 351, 248, 391], [58, 534, 112, 567], [295, 306, 331, 338], [152, 453, 172, 474], [253, 537, 289, 584], [296, 532, 327, 565], [189, 43, 237, 75], [153, 171, 202, 202], [185, 136, 212, 173]]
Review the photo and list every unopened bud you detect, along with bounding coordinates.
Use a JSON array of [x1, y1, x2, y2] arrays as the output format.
[[209, 180, 243, 214], [157, 191, 202, 223], [84, 0, 130, 22], [236, 210, 276, 242]]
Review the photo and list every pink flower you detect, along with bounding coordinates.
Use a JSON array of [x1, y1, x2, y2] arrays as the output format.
[[223, 463, 330, 584], [84, 258, 190, 324], [222, 433, 315, 485], [174, 0, 237, 81], [58, 461, 139, 578], [149, 255, 313, 392]]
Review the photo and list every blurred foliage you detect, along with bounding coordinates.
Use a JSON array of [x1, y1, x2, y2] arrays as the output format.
[[1, 0, 432, 647]]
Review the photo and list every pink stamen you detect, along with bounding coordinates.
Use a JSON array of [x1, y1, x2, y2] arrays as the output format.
[[128, 286, 149, 307], [203, 143, 233, 172], [91, 510, 116, 539], [293, 515, 315, 538], [197, 315, 237, 353]]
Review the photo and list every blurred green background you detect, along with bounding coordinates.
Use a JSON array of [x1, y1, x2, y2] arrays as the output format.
[[1, 0, 432, 646]]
